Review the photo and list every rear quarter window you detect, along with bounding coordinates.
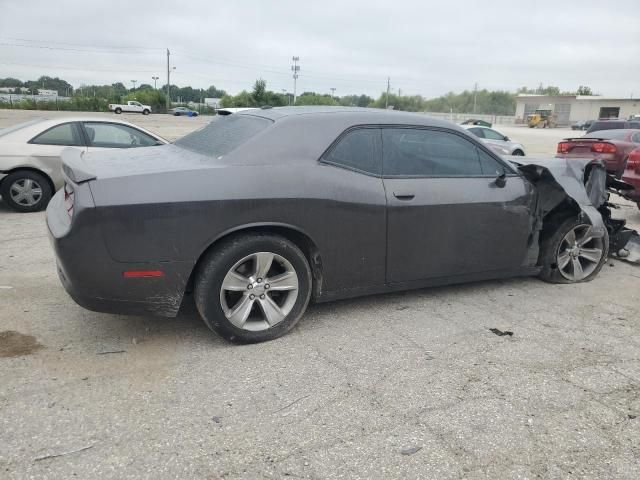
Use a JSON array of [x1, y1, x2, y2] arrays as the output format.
[[175, 114, 272, 158]]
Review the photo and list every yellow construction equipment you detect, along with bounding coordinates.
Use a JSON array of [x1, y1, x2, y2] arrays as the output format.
[[527, 109, 557, 128]]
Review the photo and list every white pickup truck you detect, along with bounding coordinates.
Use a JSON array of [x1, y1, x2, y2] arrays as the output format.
[[108, 101, 152, 115]]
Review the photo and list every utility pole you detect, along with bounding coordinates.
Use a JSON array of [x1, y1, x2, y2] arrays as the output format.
[[166, 49, 171, 109], [473, 82, 478, 114], [152, 76, 159, 89], [398, 88, 401, 97], [330, 87, 336, 100], [291, 56, 300, 105], [385, 77, 390, 109]]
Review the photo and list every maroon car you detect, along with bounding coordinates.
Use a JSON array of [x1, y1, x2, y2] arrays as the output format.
[[557, 129, 640, 177], [621, 148, 640, 208]]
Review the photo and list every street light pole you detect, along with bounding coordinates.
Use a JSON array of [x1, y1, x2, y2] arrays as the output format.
[[291, 56, 300, 105], [152, 76, 159, 89], [131, 80, 137, 91], [330, 87, 336, 101]]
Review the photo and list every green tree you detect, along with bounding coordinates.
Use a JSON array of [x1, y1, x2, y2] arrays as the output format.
[[576, 85, 593, 95]]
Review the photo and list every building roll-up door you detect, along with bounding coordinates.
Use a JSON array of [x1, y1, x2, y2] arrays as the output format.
[[554, 103, 571, 126]]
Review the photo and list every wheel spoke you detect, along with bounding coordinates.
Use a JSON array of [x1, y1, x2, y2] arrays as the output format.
[[266, 271, 298, 291], [571, 257, 584, 279], [258, 296, 285, 326], [226, 295, 254, 328], [222, 271, 250, 291], [564, 229, 576, 245], [579, 247, 602, 263], [23, 179, 32, 191], [557, 251, 571, 270], [254, 252, 274, 279]]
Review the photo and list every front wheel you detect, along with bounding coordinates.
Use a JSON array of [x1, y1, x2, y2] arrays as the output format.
[[0, 170, 52, 212], [142, 109, 150, 115], [194, 234, 312, 343], [512, 149, 525, 156], [539, 217, 608, 284]]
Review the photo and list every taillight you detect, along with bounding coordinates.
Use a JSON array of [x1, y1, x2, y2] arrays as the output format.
[[591, 142, 617, 154], [63, 183, 74, 218], [557, 142, 571, 154], [628, 149, 640, 173]]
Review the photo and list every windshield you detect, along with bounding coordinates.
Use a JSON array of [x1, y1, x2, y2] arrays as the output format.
[[174, 114, 272, 158]]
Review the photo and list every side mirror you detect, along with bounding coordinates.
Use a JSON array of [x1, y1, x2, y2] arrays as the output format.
[[494, 171, 507, 188], [503, 136, 510, 141]]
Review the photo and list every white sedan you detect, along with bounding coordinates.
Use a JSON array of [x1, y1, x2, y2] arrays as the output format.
[[0, 117, 168, 212]]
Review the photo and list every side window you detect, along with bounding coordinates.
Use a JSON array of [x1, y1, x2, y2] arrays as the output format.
[[477, 148, 506, 175], [83, 122, 158, 148], [382, 128, 482, 177], [30, 123, 84, 146], [482, 129, 505, 141], [468, 127, 485, 138], [323, 128, 381, 175], [632, 132, 640, 143]]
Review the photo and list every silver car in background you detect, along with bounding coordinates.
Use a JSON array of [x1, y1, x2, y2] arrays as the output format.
[[0, 117, 168, 212], [462, 125, 526, 156]]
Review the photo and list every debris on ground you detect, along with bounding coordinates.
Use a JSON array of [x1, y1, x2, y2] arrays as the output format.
[[34, 443, 95, 462], [400, 446, 423, 456], [489, 328, 514, 337], [96, 350, 126, 355]]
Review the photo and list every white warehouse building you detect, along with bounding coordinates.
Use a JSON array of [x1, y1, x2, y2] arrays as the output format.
[[515, 94, 640, 126]]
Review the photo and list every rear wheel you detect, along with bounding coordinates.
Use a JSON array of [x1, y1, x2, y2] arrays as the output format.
[[115, 107, 122, 114], [0, 170, 52, 212], [194, 234, 312, 343], [539, 217, 608, 283]]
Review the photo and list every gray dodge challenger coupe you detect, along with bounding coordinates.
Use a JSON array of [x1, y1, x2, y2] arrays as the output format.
[[47, 107, 635, 343]]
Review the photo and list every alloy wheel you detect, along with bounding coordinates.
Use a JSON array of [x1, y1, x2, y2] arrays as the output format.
[[556, 224, 605, 281], [219, 252, 299, 331]]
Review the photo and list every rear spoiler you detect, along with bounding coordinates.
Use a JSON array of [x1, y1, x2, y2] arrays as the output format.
[[61, 147, 96, 184]]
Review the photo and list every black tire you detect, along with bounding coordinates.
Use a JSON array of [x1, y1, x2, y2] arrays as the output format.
[[0, 170, 53, 213], [142, 109, 150, 115], [538, 216, 609, 284], [512, 149, 525, 156], [194, 234, 312, 343], [114, 107, 122, 114]]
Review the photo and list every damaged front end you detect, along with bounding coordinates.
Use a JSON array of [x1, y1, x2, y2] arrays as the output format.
[[510, 157, 637, 265]]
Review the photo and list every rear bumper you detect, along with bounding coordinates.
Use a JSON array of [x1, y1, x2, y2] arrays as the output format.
[[47, 189, 193, 318]]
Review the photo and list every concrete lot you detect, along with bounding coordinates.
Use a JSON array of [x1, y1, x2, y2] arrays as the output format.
[[1, 110, 639, 479]]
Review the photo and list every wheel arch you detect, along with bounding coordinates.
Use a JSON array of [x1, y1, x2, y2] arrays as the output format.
[[0, 166, 55, 195], [187, 223, 324, 301]]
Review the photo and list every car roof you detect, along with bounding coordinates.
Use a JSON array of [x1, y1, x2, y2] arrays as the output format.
[[237, 106, 458, 129]]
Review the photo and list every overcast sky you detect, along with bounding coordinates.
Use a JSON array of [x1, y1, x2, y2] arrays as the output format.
[[1, 0, 638, 98]]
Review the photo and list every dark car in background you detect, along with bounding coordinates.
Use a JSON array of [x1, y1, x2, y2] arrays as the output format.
[[572, 120, 594, 131], [47, 107, 633, 343], [168, 106, 199, 117], [557, 129, 640, 177], [586, 119, 640, 134]]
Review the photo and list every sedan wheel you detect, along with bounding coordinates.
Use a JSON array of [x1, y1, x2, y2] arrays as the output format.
[[0, 170, 52, 212], [220, 252, 299, 331], [195, 234, 312, 343]]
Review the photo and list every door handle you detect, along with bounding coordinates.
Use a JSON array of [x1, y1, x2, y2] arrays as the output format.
[[393, 192, 415, 200]]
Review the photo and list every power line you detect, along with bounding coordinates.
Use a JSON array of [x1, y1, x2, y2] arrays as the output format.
[[0, 36, 164, 51], [0, 42, 156, 55]]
